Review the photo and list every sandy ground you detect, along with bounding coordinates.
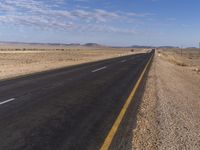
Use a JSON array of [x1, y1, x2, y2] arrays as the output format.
[[0, 48, 141, 80], [133, 49, 200, 149]]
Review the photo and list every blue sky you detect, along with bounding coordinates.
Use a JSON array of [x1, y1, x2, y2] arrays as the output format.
[[0, 0, 199, 47]]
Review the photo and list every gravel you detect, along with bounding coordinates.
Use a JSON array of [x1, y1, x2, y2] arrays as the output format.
[[132, 51, 200, 149]]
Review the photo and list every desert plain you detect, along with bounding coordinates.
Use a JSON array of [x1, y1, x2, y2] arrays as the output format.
[[0, 44, 141, 80]]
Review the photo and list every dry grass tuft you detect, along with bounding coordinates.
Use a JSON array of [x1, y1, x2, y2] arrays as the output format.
[[158, 51, 187, 67]]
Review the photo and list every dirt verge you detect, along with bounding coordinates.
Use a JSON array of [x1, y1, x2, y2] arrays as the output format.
[[132, 50, 200, 149]]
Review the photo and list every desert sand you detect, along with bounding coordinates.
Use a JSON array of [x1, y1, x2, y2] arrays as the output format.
[[0, 46, 141, 80]]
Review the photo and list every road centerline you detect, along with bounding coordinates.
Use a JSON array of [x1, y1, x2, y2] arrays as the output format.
[[91, 66, 107, 73], [0, 98, 16, 105]]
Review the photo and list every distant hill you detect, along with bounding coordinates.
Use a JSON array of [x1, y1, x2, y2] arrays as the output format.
[[129, 45, 179, 49], [158, 46, 179, 49], [130, 45, 154, 48], [0, 41, 181, 49], [65, 43, 81, 46], [84, 43, 104, 47], [0, 41, 81, 46], [186, 47, 197, 49], [0, 41, 105, 47]]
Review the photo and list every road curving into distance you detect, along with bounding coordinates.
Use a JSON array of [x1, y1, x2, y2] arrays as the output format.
[[0, 50, 155, 150]]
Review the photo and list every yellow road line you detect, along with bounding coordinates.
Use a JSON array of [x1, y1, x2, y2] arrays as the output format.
[[100, 54, 153, 150]]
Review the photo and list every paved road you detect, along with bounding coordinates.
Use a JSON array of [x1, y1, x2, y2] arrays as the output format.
[[0, 51, 153, 150]]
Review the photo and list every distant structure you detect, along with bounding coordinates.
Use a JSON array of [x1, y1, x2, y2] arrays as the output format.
[[199, 42, 200, 55], [180, 45, 183, 56]]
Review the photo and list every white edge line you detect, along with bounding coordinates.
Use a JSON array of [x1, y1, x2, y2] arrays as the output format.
[[0, 98, 16, 105], [120, 59, 127, 63], [92, 66, 107, 73]]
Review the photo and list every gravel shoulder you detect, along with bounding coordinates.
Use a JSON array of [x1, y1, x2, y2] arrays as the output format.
[[132, 51, 200, 149]]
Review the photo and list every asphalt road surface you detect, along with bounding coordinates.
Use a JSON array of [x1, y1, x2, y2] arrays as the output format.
[[0, 51, 153, 150]]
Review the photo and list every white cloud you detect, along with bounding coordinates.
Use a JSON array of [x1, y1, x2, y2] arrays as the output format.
[[0, 0, 151, 34]]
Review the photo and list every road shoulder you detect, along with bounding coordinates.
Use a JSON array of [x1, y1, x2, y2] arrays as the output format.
[[132, 52, 200, 149], [132, 55, 158, 150]]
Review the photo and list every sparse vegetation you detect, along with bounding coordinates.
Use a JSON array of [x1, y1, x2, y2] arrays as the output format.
[[158, 48, 200, 68], [0, 45, 146, 80]]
